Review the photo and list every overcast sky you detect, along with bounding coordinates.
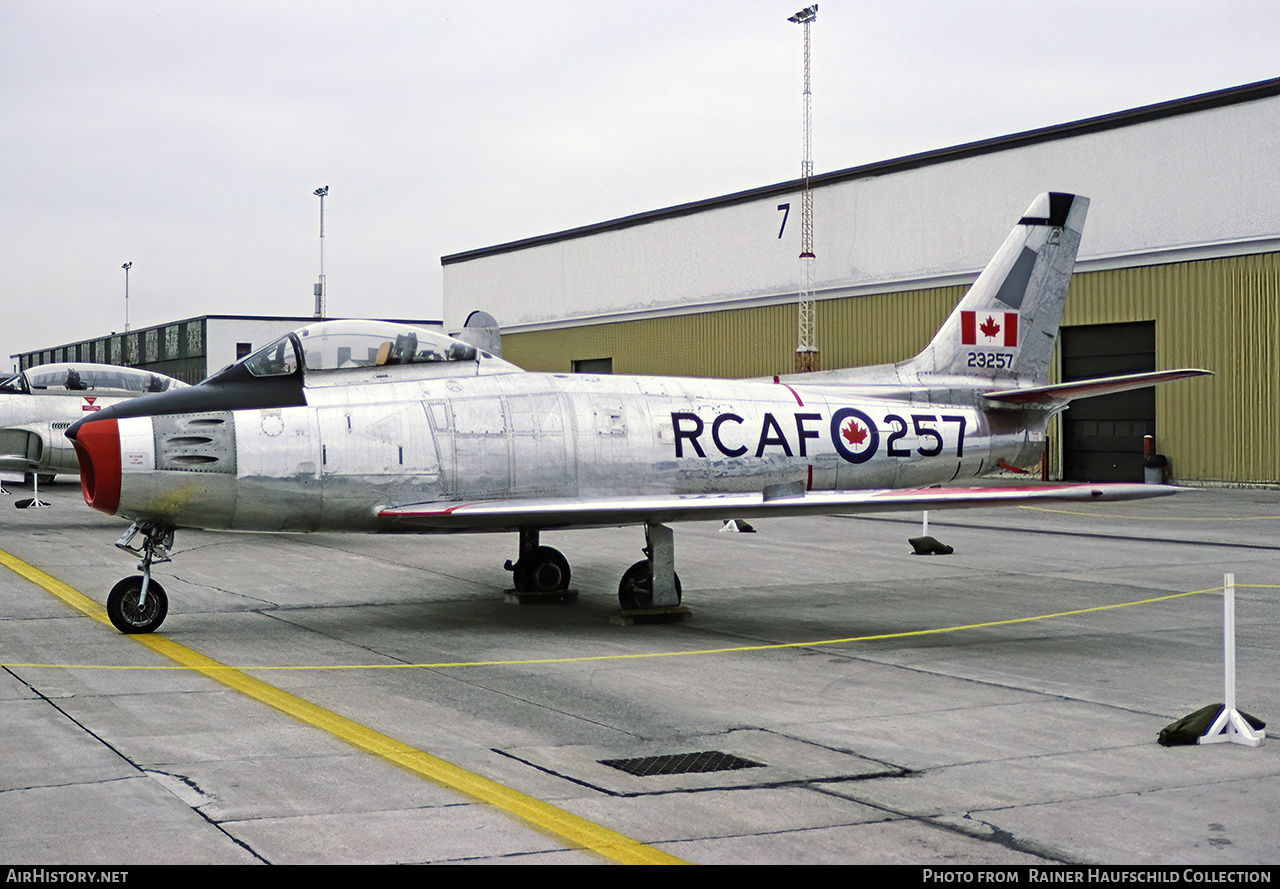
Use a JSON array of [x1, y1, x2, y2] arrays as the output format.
[[3, 1, 1278, 368]]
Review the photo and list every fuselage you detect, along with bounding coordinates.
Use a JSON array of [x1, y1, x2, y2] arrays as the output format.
[[0, 394, 124, 475], [71, 357, 1044, 533]]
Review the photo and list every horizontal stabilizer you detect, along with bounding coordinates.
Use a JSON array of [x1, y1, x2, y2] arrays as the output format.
[[983, 369, 1213, 408], [378, 483, 1178, 533]]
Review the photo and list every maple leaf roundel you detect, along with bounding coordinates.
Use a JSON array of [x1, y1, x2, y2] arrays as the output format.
[[830, 408, 879, 464]]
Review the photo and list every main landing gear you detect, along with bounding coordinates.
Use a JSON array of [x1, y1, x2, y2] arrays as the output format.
[[505, 528, 572, 593], [107, 522, 174, 634], [618, 522, 682, 611], [504, 523, 686, 618]]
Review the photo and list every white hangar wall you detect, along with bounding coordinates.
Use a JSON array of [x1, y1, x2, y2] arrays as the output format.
[[442, 81, 1280, 333]]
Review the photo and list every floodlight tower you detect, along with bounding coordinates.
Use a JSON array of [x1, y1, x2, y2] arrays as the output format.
[[121, 262, 132, 333], [789, 5, 819, 373], [313, 186, 329, 319]]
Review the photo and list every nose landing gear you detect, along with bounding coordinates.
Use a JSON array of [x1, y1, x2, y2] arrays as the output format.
[[107, 522, 174, 634]]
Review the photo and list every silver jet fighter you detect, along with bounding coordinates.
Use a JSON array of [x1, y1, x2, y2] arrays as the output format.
[[0, 363, 187, 506], [67, 193, 1210, 634]]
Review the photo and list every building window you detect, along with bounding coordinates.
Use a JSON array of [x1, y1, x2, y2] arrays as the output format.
[[236, 342, 252, 359], [572, 358, 613, 374]]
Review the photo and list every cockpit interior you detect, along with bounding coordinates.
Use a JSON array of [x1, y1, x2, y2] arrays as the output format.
[[241, 321, 487, 379]]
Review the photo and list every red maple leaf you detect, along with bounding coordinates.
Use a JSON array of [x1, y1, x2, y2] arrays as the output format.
[[841, 419, 867, 446], [979, 315, 1002, 339]]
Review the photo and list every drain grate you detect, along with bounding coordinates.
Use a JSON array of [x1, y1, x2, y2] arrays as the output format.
[[600, 750, 765, 777]]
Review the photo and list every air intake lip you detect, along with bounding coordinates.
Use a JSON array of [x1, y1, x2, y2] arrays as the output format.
[[68, 417, 121, 515]]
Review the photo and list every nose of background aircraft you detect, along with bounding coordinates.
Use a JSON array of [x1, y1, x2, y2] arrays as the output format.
[[66, 417, 121, 515]]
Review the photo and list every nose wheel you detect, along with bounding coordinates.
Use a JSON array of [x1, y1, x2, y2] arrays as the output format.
[[107, 576, 169, 634], [109, 522, 174, 634]]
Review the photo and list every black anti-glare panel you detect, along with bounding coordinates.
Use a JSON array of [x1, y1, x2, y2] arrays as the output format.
[[600, 750, 765, 777]]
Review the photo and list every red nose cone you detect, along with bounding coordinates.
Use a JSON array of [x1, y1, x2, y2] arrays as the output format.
[[70, 418, 121, 515]]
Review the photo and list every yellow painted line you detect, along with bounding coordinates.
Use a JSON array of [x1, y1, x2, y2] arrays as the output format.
[[6, 570, 1261, 672], [0, 547, 686, 865], [0, 549, 109, 623]]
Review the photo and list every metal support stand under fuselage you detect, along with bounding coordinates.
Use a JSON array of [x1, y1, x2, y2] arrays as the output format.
[[27, 473, 49, 508], [12, 472, 49, 509]]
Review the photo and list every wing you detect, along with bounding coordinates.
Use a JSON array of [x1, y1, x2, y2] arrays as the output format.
[[984, 369, 1212, 408], [377, 482, 1177, 533]]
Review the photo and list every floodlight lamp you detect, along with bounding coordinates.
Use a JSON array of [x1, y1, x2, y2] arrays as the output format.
[[788, 5, 817, 24], [314, 186, 329, 197], [122, 262, 132, 271]]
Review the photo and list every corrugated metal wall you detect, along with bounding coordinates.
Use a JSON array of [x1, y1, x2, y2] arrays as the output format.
[[1063, 253, 1280, 484], [502, 252, 1280, 484]]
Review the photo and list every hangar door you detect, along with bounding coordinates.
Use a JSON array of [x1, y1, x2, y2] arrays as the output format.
[[1060, 321, 1155, 482]]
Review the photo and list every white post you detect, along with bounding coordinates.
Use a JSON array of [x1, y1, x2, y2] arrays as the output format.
[[1199, 572, 1264, 746], [922, 510, 929, 538], [1225, 572, 1236, 713]]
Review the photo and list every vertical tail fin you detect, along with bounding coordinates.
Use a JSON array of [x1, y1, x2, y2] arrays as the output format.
[[906, 192, 1089, 385]]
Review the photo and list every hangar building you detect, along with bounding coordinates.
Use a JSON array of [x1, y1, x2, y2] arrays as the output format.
[[440, 78, 1280, 486]]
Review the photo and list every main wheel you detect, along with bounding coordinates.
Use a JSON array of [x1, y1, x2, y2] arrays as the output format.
[[513, 546, 571, 592], [618, 560, 682, 610], [106, 576, 169, 634]]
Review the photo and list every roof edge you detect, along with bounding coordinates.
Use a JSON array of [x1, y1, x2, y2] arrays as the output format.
[[491, 237, 1280, 335], [441, 77, 1280, 266]]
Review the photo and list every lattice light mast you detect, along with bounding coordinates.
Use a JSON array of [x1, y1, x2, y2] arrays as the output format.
[[313, 186, 329, 319], [789, 5, 819, 373]]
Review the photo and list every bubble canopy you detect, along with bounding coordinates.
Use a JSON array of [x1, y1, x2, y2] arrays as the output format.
[[0, 363, 185, 395], [66, 321, 495, 428], [243, 321, 478, 378]]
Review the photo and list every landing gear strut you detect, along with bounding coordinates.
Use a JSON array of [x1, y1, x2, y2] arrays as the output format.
[[505, 528, 571, 593], [618, 522, 683, 611], [107, 522, 174, 634]]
